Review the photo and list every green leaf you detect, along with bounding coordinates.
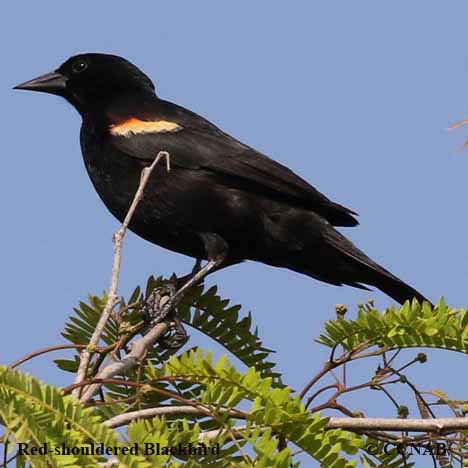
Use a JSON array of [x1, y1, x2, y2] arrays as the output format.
[[317, 298, 468, 356], [0, 366, 151, 468]]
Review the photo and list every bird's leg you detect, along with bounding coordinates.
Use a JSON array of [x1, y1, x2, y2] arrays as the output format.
[[143, 234, 228, 343], [171, 256, 224, 299], [191, 258, 202, 275], [172, 258, 204, 289], [173, 232, 228, 297], [191, 258, 201, 275], [173, 234, 228, 289]]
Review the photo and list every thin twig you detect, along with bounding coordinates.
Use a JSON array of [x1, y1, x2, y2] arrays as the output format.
[[378, 385, 401, 411], [64, 377, 144, 395], [299, 346, 388, 401], [72, 151, 170, 398], [9, 344, 87, 369], [0, 453, 17, 468], [2, 440, 8, 468], [199, 424, 253, 443], [394, 371, 437, 419], [329, 403, 357, 418], [305, 384, 340, 409], [299, 361, 335, 400]]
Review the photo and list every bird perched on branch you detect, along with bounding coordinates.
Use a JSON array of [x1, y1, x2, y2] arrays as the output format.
[[15, 53, 430, 305]]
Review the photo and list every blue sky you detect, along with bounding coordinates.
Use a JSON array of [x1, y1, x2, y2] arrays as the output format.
[[3, 1, 468, 464]]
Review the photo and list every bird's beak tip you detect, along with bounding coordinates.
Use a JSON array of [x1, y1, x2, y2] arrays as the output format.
[[14, 71, 67, 94]]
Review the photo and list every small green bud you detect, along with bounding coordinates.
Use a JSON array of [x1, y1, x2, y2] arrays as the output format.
[[119, 322, 133, 334], [86, 343, 97, 353], [416, 353, 427, 363], [335, 304, 347, 317], [398, 405, 409, 418], [140, 384, 153, 395]]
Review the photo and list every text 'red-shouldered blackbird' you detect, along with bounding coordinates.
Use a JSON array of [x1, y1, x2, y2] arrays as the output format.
[[15, 53, 430, 305]]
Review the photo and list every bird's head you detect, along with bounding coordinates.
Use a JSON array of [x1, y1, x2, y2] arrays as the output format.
[[14, 53, 156, 114]]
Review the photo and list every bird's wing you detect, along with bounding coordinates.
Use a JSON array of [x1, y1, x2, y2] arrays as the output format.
[[203, 146, 358, 227], [107, 101, 359, 227]]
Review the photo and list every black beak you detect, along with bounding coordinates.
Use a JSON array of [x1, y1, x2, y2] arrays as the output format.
[[14, 71, 67, 94]]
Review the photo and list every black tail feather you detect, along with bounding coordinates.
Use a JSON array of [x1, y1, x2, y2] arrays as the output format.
[[322, 228, 432, 307], [369, 271, 432, 307]]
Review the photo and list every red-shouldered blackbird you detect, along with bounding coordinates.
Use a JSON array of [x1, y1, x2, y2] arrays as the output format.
[[15, 53, 430, 305]]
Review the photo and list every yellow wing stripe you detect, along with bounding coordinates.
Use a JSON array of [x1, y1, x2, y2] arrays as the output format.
[[110, 118, 182, 137]]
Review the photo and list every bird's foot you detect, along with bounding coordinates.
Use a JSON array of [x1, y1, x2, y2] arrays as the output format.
[[142, 283, 189, 349], [159, 318, 189, 349], [142, 251, 225, 348], [142, 281, 177, 327]]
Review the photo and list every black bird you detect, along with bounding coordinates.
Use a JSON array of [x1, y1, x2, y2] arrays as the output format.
[[15, 53, 429, 305]]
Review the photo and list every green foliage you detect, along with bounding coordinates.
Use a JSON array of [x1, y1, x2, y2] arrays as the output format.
[[0, 366, 150, 467], [317, 298, 467, 353], [0, 355, 363, 467], [146, 349, 365, 467], [178, 283, 283, 384], [56, 277, 281, 384], [55, 294, 120, 374], [63, 294, 119, 346], [360, 438, 414, 468], [5, 281, 468, 466]]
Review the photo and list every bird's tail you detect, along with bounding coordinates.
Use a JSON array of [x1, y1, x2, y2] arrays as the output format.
[[326, 232, 432, 306], [363, 264, 430, 306], [261, 208, 431, 306], [283, 221, 432, 306]]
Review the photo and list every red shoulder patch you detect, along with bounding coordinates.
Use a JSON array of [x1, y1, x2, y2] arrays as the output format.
[[109, 117, 182, 137]]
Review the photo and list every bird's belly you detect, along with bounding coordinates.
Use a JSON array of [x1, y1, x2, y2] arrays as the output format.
[[82, 152, 209, 258], [82, 152, 264, 260]]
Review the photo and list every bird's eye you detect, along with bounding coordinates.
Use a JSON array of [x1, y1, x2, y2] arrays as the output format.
[[71, 59, 88, 74]]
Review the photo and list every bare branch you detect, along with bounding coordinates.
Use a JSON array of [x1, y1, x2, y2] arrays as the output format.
[[198, 418, 468, 444], [79, 321, 170, 403], [72, 151, 170, 398], [104, 406, 246, 429], [326, 417, 468, 433], [102, 402, 468, 434]]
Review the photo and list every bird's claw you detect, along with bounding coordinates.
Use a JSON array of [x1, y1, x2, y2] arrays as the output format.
[[159, 319, 189, 349], [141, 280, 189, 349], [141, 282, 177, 327]]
